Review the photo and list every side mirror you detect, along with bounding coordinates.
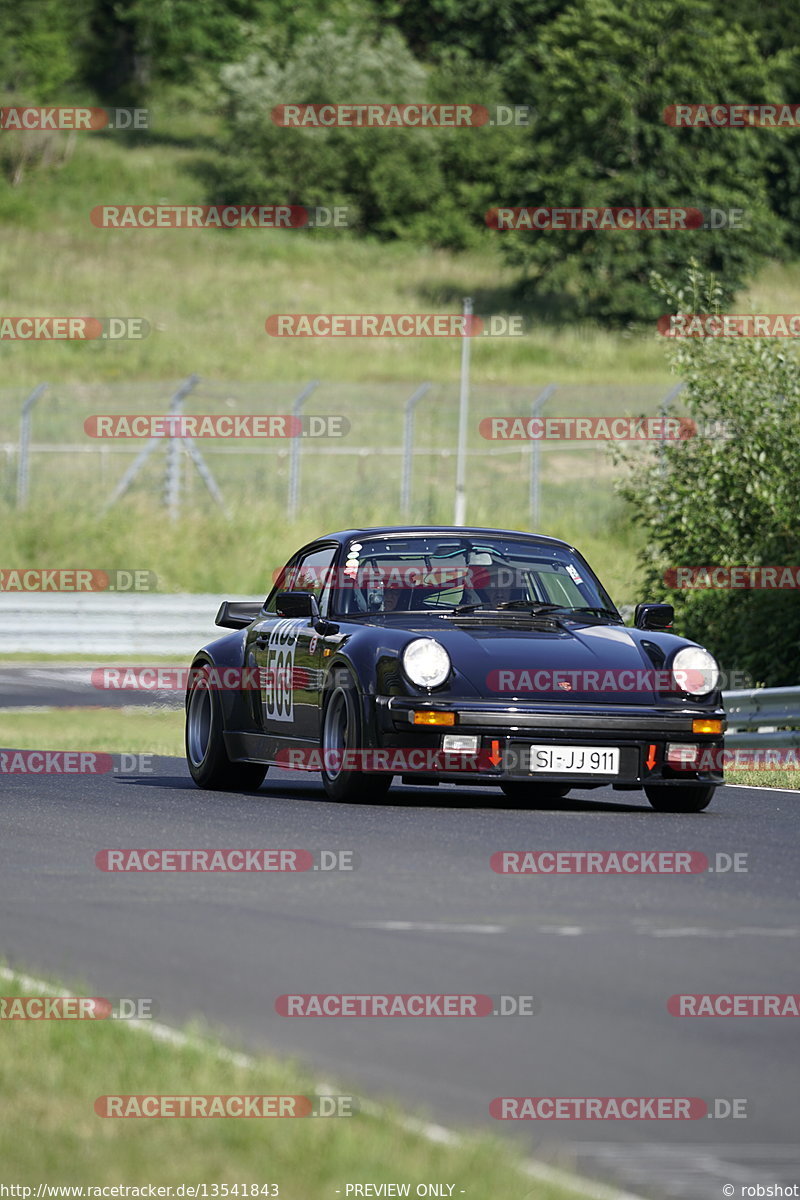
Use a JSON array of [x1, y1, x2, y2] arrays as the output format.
[[275, 591, 320, 620], [634, 602, 674, 631], [215, 600, 262, 629]]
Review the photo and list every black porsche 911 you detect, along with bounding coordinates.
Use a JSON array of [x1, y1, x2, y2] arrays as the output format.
[[185, 526, 726, 811]]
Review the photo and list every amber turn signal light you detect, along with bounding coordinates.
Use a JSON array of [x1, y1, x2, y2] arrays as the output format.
[[413, 711, 456, 726], [692, 718, 723, 735]]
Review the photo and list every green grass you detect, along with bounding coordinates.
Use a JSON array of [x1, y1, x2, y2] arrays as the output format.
[[0, 130, 674, 388], [724, 770, 800, 790], [0, 966, 576, 1196], [0, 479, 646, 598], [1, 706, 185, 756]]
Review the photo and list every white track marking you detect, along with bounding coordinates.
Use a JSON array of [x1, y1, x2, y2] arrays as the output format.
[[355, 921, 505, 934]]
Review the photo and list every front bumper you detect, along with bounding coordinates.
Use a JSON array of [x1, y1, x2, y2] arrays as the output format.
[[373, 696, 726, 787]]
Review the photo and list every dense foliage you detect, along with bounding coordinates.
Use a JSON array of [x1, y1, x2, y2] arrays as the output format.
[[2, 0, 799, 316], [618, 265, 800, 686]]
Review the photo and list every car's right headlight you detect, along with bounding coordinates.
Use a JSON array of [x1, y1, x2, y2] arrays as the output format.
[[671, 646, 720, 696], [401, 638, 452, 689]]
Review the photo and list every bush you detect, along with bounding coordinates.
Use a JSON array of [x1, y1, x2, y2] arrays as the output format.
[[203, 23, 527, 250], [617, 263, 800, 685], [499, 0, 784, 324]]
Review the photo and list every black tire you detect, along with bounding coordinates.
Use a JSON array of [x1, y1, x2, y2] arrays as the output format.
[[644, 784, 715, 813], [186, 664, 267, 791], [499, 780, 571, 804], [320, 676, 392, 803]]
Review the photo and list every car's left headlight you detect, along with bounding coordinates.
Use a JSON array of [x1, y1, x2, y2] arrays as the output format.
[[671, 646, 720, 696], [401, 638, 452, 689]]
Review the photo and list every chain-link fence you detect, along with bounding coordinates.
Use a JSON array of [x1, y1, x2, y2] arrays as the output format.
[[0, 377, 683, 533]]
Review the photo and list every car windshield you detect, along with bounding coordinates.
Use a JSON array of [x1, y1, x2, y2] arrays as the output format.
[[331, 535, 618, 619]]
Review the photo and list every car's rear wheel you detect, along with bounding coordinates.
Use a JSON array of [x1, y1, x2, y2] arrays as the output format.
[[644, 784, 714, 813], [320, 677, 392, 803], [186, 664, 267, 791], [499, 780, 571, 804]]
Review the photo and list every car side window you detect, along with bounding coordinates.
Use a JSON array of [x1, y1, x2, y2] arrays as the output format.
[[264, 545, 338, 615]]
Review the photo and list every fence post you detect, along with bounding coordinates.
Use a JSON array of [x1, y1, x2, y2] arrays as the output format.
[[528, 383, 557, 529], [287, 380, 320, 520], [164, 375, 201, 521], [16, 383, 48, 509], [453, 297, 473, 526], [400, 383, 431, 518], [105, 374, 199, 513]]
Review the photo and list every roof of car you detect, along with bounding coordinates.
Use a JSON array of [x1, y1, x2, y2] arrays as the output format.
[[316, 526, 571, 546]]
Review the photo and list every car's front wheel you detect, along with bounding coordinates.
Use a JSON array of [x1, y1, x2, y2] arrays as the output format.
[[499, 780, 571, 804], [186, 663, 267, 791], [644, 784, 715, 813], [320, 677, 392, 803]]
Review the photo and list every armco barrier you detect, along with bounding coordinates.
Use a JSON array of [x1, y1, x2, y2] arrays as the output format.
[[0, 593, 261, 656], [721, 687, 800, 749]]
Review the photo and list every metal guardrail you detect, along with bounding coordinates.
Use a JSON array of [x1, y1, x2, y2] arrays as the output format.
[[0, 594, 262, 656], [721, 687, 800, 748]]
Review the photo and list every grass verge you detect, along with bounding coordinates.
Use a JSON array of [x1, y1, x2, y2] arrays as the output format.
[[0, 965, 577, 1197], [724, 770, 800, 791], [1, 706, 185, 757]]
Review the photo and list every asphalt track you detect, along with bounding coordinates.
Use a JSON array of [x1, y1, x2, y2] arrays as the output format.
[[0, 665, 183, 708], [1, 759, 798, 1200]]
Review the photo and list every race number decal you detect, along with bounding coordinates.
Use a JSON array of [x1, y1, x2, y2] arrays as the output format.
[[262, 619, 303, 722]]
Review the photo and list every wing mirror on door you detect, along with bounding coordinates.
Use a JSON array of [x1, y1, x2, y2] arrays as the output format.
[[634, 603, 674, 631], [275, 591, 320, 619]]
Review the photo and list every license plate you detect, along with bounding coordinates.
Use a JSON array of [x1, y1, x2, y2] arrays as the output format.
[[529, 745, 620, 775]]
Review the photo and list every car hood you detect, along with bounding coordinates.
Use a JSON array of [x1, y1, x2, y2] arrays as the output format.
[[404, 619, 668, 704]]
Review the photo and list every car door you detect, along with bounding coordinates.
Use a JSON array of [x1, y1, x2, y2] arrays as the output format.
[[249, 543, 339, 747]]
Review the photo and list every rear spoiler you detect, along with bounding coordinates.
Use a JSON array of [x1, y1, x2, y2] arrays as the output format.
[[215, 600, 263, 630]]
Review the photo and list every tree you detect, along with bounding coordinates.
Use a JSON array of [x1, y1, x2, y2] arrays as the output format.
[[0, 0, 89, 98], [618, 263, 800, 686], [499, 0, 784, 323], [81, 0, 363, 103], [371, 0, 566, 73], [206, 22, 527, 249]]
